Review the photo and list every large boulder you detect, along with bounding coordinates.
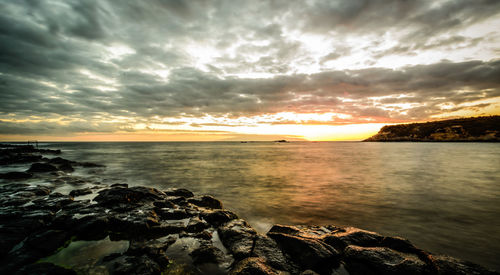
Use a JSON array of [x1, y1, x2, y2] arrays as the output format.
[[252, 235, 296, 273], [267, 225, 340, 273], [218, 219, 257, 260]]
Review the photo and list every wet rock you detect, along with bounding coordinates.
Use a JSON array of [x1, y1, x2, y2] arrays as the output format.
[[168, 196, 187, 205], [94, 186, 166, 206], [322, 227, 383, 250], [27, 163, 58, 173], [190, 245, 225, 264], [218, 219, 257, 260], [106, 255, 164, 275], [344, 245, 427, 275], [127, 238, 172, 268], [268, 225, 340, 273], [72, 216, 110, 240], [252, 235, 295, 273], [188, 195, 223, 209], [192, 230, 213, 240], [0, 171, 33, 180], [186, 217, 210, 233], [69, 188, 93, 197], [432, 255, 498, 275], [58, 162, 74, 172], [1, 230, 70, 273], [230, 257, 281, 275], [201, 209, 239, 226], [24, 230, 70, 255], [165, 188, 195, 198], [156, 208, 191, 220], [153, 200, 175, 208], [15, 262, 77, 275]]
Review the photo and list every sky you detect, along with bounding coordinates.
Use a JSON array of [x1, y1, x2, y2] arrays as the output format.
[[1, 0, 499, 141]]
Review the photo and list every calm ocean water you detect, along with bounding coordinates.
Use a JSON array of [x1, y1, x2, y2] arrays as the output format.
[[41, 142, 500, 270]]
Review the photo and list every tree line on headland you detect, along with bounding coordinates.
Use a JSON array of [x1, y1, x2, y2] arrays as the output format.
[[364, 116, 500, 142]]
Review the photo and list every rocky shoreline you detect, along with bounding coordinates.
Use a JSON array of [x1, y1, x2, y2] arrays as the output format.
[[0, 144, 498, 275]]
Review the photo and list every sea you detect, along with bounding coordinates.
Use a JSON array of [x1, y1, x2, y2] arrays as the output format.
[[6, 141, 500, 270]]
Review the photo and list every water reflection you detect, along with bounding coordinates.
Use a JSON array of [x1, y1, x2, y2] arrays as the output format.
[[50, 141, 500, 270]]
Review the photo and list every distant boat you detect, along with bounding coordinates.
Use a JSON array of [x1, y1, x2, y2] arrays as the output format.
[[274, 140, 288, 143], [240, 141, 247, 143]]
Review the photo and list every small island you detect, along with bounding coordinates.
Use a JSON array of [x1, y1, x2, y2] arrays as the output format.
[[364, 116, 500, 142]]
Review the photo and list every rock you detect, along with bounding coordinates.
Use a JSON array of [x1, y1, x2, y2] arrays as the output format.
[[72, 216, 110, 240], [69, 188, 93, 197], [230, 257, 282, 275], [252, 235, 296, 273], [322, 227, 384, 250], [27, 163, 58, 173], [201, 209, 239, 226], [0, 171, 33, 180], [165, 188, 195, 198], [126, 238, 172, 268], [156, 208, 191, 220], [106, 255, 164, 275], [58, 162, 74, 172], [48, 157, 74, 165], [218, 219, 257, 260], [268, 226, 340, 273], [153, 200, 175, 208], [188, 195, 223, 209], [186, 217, 210, 233], [344, 245, 428, 275], [15, 262, 77, 275], [190, 245, 225, 264], [24, 230, 70, 255], [432, 255, 498, 275], [94, 186, 166, 206]]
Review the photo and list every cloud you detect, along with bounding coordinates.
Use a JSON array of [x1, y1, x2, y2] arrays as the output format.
[[0, 0, 499, 137]]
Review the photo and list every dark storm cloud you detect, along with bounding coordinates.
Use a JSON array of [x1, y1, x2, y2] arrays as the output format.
[[0, 0, 499, 135]]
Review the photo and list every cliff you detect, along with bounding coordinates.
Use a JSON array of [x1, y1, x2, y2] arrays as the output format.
[[364, 116, 500, 142]]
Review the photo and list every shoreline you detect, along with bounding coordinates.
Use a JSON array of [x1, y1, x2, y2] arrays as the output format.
[[0, 144, 498, 274]]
